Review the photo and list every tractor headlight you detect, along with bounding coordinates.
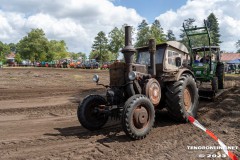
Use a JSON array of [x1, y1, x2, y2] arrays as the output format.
[[92, 74, 99, 83], [128, 71, 137, 81]]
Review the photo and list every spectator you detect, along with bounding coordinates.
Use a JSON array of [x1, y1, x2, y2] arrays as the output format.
[[200, 55, 210, 63], [194, 57, 200, 63]]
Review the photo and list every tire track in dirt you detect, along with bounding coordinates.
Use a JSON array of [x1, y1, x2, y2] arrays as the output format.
[[0, 115, 120, 160], [1, 89, 238, 160], [0, 68, 239, 159], [0, 89, 105, 121]]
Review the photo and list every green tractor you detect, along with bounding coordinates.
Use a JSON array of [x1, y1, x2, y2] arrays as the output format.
[[183, 20, 225, 98]]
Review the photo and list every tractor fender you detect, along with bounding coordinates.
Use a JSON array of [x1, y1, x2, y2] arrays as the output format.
[[176, 69, 195, 81]]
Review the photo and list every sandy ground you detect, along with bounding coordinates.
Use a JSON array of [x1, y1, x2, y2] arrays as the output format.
[[0, 67, 239, 160]]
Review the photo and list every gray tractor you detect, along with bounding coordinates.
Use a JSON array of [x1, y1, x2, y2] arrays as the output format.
[[77, 26, 199, 139]]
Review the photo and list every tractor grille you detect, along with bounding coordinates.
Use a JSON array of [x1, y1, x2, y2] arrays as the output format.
[[109, 62, 126, 86]]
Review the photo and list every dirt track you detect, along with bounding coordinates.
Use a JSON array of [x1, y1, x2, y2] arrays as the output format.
[[0, 68, 239, 160]]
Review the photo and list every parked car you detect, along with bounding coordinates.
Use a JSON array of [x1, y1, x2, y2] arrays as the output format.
[[6, 58, 16, 67], [19, 60, 32, 67], [34, 62, 41, 67], [82, 59, 99, 69], [69, 60, 80, 68], [47, 61, 57, 67], [75, 61, 83, 68], [100, 62, 111, 69], [56, 59, 70, 68]]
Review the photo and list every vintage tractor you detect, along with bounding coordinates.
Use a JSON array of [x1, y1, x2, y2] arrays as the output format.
[[77, 26, 199, 139], [183, 20, 225, 98]]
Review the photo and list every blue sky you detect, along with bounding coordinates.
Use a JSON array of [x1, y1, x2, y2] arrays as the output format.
[[113, 0, 187, 23]]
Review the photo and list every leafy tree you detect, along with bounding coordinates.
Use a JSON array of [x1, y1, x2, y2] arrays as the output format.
[[69, 52, 86, 60], [39, 52, 47, 62], [2, 28, 70, 63], [166, 30, 176, 41], [135, 20, 151, 47], [14, 53, 22, 64], [8, 43, 16, 52], [236, 40, 240, 52], [0, 41, 10, 54], [92, 31, 109, 62], [207, 13, 221, 46], [108, 26, 124, 59], [0, 41, 10, 62], [150, 19, 166, 43], [48, 40, 68, 61], [69, 52, 78, 60], [0, 53, 5, 63], [90, 50, 115, 62], [17, 28, 49, 62], [77, 52, 87, 60]]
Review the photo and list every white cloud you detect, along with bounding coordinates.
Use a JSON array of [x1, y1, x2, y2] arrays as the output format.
[[0, 0, 143, 54], [1, 0, 239, 54], [156, 0, 240, 52]]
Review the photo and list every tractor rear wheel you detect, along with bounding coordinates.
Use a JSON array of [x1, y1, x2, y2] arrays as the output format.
[[122, 94, 155, 140], [77, 95, 108, 131], [165, 74, 199, 122], [216, 63, 225, 89]]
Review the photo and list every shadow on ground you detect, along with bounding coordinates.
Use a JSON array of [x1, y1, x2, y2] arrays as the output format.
[[44, 109, 178, 143]]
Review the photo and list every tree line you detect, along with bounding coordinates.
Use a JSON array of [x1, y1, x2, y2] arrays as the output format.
[[89, 20, 177, 62], [1, 13, 238, 64], [90, 12, 227, 62], [0, 29, 87, 64]]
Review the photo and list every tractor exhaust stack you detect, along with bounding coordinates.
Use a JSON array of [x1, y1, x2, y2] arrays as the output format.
[[122, 26, 136, 65], [149, 39, 156, 77], [121, 26, 136, 96]]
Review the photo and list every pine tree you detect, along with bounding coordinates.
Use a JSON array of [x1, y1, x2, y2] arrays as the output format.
[[166, 30, 176, 41], [108, 26, 124, 60], [236, 40, 240, 53], [92, 31, 109, 62], [135, 20, 150, 47], [180, 18, 196, 48], [207, 13, 221, 46], [180, 18, 195, 39], [150, 19, 166, 43]]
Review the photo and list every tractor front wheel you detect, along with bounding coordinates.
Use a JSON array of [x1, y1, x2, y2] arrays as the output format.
[[122, 94, 155, 140], [77, 95, 108, 131]]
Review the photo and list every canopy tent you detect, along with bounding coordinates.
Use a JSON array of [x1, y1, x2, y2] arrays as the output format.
[[227, 59, 240, 64]]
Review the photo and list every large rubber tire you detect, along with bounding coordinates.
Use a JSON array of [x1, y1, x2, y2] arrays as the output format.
[[212, 77, 218, 92], [165, 74, 199, 122], [122, 94, 155, 140], [77, 95, 108, 131], [216, 63, 225, 89]]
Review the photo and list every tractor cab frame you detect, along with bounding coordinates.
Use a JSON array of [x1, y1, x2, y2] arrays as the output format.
[[183, 20, 225, 96]]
